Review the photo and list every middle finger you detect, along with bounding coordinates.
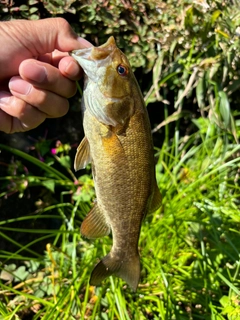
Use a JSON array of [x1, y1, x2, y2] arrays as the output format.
[[19, 59, 78, 98], [9, 77, 69, 118]]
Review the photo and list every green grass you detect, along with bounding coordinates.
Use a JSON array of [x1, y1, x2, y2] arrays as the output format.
[[1, 1, 240, 319], [0, 117, 240, 319]]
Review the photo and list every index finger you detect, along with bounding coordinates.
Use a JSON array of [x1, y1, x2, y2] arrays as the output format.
[[37, 51, 84, 80], [18, 59, 78, 98]]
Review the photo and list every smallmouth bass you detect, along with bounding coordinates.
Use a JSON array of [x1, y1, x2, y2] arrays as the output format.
[[71, 37, 161, 291]]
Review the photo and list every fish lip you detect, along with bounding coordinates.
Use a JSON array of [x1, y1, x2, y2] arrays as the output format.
[[70, 47, 93, 60], [70, 36, 116, 58], [70, 37, 128, 126], [70, 47, 116, 84], [70, 37, 118, 83], [70, 47, 117, 62]]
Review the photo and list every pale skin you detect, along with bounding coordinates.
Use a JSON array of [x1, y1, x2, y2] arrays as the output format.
[[0, 18, 92, 133]]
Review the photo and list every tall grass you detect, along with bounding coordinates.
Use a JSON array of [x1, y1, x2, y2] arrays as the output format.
[[1, 2, 240, 318], [0, 111, 240, 319]]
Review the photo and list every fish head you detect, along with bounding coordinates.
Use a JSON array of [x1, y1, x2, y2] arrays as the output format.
[[70, 37, 136, 126]]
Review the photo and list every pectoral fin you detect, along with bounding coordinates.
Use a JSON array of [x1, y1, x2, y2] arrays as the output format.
[[81, 203, 110, 239], [74, 137, 91, 171]]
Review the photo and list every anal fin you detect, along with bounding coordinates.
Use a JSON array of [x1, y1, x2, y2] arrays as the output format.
[[81, 203, 110, 239], [74, 136, 91, 171]]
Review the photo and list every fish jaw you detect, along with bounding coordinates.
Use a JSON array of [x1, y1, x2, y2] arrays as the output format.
[[70, 48, 112, 83], [70, 36, 133, 98], [70, 37, 117, 86], [70, 37, 136, 126], [70, 45, 122, 126]]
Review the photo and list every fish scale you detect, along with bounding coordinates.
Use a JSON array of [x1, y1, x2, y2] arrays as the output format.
[[71, 36, 162, 291]]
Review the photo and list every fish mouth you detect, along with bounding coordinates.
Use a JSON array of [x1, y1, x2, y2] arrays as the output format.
[[70, 37, 126, 127], [71, 36, 117, 60], [91, 36, 117, 60], [70, 37, 117, 81]]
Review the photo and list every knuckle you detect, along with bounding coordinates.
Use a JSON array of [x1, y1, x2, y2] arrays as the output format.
[[13, 98, 28, 118], [55, 17, 70, 30], [25, 88, 47, 106]]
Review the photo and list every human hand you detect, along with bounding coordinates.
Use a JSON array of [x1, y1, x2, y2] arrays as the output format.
[[0, 18, 92, 133]]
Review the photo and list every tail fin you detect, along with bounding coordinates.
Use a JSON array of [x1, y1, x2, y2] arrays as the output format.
[[90, 252, 140, 291]]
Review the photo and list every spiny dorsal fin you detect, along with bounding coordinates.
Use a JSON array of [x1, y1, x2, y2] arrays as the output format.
[[81, 203, 110, 239], [74, 137, 91, 171]]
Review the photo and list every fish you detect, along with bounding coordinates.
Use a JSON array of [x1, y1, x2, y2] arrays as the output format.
[[70, 37, 161, 291]]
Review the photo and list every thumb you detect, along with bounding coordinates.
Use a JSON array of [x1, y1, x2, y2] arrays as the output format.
[[0, 18, 91, 81], [31, 18, 92, 54]]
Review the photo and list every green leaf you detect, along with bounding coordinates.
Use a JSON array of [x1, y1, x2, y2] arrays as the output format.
[[42, 179, 55, 192], [19, 4, 29, 11], [220, 295, 230, 308], [184, 6, 193, 28], [230, 114, 239, 143], [59, 155, 71, 169], [211, 10, 222, 25], [215, 29, 229, 38], [0, 264, 16, 282], [222, 305, 236, 315], [219, 90, 230, 128], [217, 272, 240, 295], [196, 76, 205, 109], [153, 51, 164, 90], [19, 5, 29, 11], [13, 266, 28, 282], [29, 6, 38, 14], [25, 261, 40, 273], [29, 14, 39, 20]]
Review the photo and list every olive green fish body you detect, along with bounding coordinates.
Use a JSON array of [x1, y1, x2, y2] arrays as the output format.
[[71, 37, 161, 290]]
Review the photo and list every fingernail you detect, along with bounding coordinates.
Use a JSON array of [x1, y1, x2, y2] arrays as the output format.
[[21, 62, 47, 83], [77, 37, 93, 48], [64, 60, 79, 77], [9, 77, 32, 95]]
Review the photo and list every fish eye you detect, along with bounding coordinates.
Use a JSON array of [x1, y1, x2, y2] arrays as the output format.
[[117, 64, 128, 76]]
